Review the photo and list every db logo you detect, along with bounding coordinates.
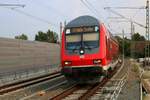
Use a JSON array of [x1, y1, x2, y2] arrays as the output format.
[[80, 55, 85, 59]]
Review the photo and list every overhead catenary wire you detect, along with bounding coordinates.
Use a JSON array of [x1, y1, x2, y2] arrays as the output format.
[[104, 7, 145, 9], [80, 0, 100, 18], [104, 8, 146, 28], [83, 0, 102, 17], [10, 8, 58, 27], [132, 8, 143, 19], [80, 0, 113, 32], [83, 0, 115, 28], [81, 0, 109, 23], [33, 1, 70, 20], [104, 6, 146, 36], [104, 6, 146, 37], [0, 3, 58, 28], [104, 1, 150, 63], [1, 2, 63, 41], [0, 3, 25, 7]]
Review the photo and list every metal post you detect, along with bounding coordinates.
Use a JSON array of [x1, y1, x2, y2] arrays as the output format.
[[64, 21, 67, 27], [60, 22, 63, 44], [59, 22, 63, 65], [130, 21, 134, 58], [145, 0, 149, 66], [122, 30, 125, 62]]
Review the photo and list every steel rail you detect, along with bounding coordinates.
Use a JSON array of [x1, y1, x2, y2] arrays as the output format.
[[51, 60, 123, 100], [79, 63, 120, 100], [21, 80, 68, 100], [0, 71, 61, 95]]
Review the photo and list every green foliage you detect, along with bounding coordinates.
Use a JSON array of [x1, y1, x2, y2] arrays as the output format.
[[35, 29, 58, 43], [131, 32, 145, 41], [35, 31, 47, 42], [15, 34, 28, 40], [115, 33, 146, 58], [131, 33, 146, 58], [124, 38, 131, 57], [115, 36, 131, 57]]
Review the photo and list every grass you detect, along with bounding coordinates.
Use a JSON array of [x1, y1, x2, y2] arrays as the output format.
[[131, 63, 141, 76]]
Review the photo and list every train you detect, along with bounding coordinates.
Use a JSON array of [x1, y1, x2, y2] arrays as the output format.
[[60, 15, 119, 83]]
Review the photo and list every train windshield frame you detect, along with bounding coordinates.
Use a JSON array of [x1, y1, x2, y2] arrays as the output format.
[[65, 26, 100, 54]]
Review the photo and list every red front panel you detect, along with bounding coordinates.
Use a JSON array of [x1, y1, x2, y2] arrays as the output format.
[[61, 24, 108, 68]]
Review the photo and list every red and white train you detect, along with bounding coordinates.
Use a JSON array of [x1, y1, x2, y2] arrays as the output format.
[[61, 15, 119, 82]]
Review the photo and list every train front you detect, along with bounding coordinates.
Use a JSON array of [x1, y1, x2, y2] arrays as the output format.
[[61, 16, 106, 82]]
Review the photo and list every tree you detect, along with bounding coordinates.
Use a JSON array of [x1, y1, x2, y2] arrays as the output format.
[[115, 36, 131, 57], [47, 29, 55, 43], [131, 32, 145, 41], [15, 34, 28, 40], [35, 31, 47, 42], [115, 33, 146, 58], [131, 33, 146, 58], [35, 29, 58, 43]]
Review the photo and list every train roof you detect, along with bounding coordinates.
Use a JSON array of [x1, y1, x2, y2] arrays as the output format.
[[65, 15, 100, 28]]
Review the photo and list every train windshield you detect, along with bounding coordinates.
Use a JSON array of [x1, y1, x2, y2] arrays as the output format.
[[65, 32, 99, 54], [66, 34, 81, 50], [83, 33, 99, 49]]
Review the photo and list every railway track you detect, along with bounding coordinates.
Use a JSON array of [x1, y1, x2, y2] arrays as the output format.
[[0, 71, 62, 95], [50, 59, 128, 100]]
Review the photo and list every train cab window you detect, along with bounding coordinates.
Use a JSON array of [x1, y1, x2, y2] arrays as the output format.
[[83, 33, 99, 48], [66, 34, 81, 50], [65, 26, 100, 54], [66, 34, 81, 43]]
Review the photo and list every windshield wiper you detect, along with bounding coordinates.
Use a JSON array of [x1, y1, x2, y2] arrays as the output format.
[[72, 44, 80, 52], [84, 42, 99, 49], [83, 43, 92, 50]]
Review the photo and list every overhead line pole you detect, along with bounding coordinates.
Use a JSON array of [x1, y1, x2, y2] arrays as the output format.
[[108, 18, 135, 58], [104, 7, 146, 28], [131, 21, 135, 58], [104, 0, 149, 66], [146, 0, 149, 65], [122, 29, 125, 61]]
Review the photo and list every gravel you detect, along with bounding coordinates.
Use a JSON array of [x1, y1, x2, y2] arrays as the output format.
[[118, 61, 140, 100], [0, 76, 65, 100]]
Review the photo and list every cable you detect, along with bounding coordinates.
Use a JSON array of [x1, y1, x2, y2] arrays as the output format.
[[81, 0, 113, 32], [33, 1, 70, 20], [105, 8, 146, 28], [80, 0, 100, 18], [11, 8, 57, 27], [0, 4, 25, 7], [132, 9, 143, 19], [105, 7, 145, 9]]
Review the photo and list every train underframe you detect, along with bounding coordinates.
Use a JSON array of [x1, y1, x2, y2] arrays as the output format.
[[61, 60, 119, 83]]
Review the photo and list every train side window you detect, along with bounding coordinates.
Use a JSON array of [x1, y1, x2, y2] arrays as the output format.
[[110, 43, 112, 50], [106, 36, 107, 46], [109, 40, 112, 51], [106, 36, 109, 49]]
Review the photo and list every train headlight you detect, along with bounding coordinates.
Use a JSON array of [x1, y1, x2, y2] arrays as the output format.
[[80, 50, 84, 53], [93, 59, 101, 64], [80, 49, 84, 55], [64, 61, 71, 65]]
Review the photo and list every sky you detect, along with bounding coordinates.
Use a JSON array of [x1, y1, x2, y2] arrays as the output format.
[[0, 0, 148, 40]]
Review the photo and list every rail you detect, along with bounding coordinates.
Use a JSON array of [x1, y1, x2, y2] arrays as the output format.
[[0, 71, 62, 95], [51, 60, 123, 100], [110, 75, 128, 100], [0, 63, 60, 86]]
